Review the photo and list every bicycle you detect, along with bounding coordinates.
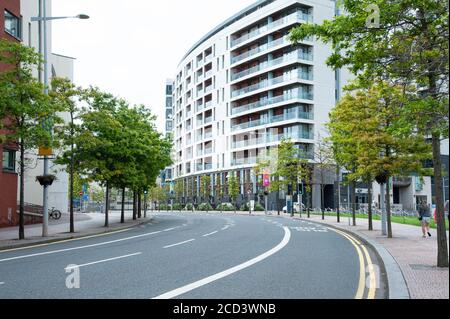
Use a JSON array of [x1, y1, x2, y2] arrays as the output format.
[[48, 207, 62, 220]]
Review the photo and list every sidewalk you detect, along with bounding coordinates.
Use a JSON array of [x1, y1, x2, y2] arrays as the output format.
[[301, 214, 449, 299], [0, 211, 152, 250]]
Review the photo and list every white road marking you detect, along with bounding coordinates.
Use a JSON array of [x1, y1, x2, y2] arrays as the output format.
[[0, 282, 4, 285], [0, 230, 165, 263], [65, 252, 142, 270], [153, 226, 291, 299], [202, 231, 218, 237], [163, 239, 195, 249], [221, 225, 230, 231], [163, 227, 177, 232]]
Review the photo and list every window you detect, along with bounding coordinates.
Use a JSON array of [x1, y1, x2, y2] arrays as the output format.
[[2, 149, 15, 172], [4, 10, 21, 39]]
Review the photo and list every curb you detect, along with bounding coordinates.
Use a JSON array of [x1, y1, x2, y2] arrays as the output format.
[[298, 217, 410, 299], [0, 217, 153, 252]]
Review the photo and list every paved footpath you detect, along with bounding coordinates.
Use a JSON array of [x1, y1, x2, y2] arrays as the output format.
[[296, 214, 449, 299], [0, 211, 151, 250]]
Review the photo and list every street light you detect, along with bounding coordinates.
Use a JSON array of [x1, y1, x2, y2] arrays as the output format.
[[31, 0, 89, 237]]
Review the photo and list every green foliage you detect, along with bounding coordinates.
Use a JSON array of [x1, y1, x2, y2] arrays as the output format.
[[329, 81, 432, 183], [200, 175, 211, 201], [240, 202, 264, 211], [198, 202, 213, 211], [268, 139, 311, 193], [185, 203, 195, 211], [227, 172, 240, 202], [216, 203, 235, 211], [0, 39, 62, 152]]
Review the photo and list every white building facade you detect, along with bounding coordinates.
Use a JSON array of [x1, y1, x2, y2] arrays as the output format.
[[169, 0, 433, 212]]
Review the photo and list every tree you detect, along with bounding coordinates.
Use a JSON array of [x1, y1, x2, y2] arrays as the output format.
[[330, 81, 432, 235], [200, 175, 211, 204], [314, 133, 335, 219], [174, 179, 184, 206], [227, 172, 239, 213], [290, 0, 448, 267], [51, 77, 83, 233], [265, 140, 311, 217], [0, 39, 62, 239]]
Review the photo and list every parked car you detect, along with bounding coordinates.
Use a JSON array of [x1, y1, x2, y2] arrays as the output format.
[[282, 202, 305, 213]]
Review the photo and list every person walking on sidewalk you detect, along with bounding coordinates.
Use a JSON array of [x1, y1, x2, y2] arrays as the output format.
[[418, 202, 432, 238]]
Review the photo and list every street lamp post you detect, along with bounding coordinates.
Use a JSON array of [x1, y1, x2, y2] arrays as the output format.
[[31, 2, 89, 237]]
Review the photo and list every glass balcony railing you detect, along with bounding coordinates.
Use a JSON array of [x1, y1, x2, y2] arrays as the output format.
[[231, 37, 289, 64], [197, 150, 203, 156], [231, 11, 312, 47], [231, 131, 314, 149], [231, 49, 313, 81], [231, 156, 258, 166], [204, 131, 213, 139], [196, 163, 214, 171], [196, 104, 204, 112], [204, 54, 213, 63], [204, 101, 213, 109], [204, 70, 213, 79], [204, 116, 213, 124], [231, 111, 313, 132], [197, 89, 204, 96], [204, 148, 213, 155], [231, 69, 312, 98], [231, 92, 314, 115], [205, 85, 213, 93]]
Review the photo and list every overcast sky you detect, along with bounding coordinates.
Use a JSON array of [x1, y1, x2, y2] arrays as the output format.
[[51, 0, 256, 133]]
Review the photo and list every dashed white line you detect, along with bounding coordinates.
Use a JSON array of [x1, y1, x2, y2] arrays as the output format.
[[153, 226, 291, 299], [64, 252, 142, 270], [0, 230, 165, 263], [0, 282, 4, 285], [202, 231, 218, 237], [221, 226, 230, 231], [163, 239, 195, 249]]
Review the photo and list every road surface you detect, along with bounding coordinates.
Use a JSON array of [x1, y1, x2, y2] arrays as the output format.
[[0, 212, 387, 299]]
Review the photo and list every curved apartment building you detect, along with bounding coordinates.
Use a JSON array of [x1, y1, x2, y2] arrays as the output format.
[[170, 0, 342, 209]]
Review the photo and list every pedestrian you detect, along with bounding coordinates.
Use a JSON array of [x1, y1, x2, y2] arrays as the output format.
[[418, 201, 432, 238]]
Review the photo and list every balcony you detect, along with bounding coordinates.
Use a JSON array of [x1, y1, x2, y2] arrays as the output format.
[[231, 11, 313, 48], [231, 49, 313, 81], [231, 69, 312, 98], [231, 93, 314, 116], [231, 156, 258, 166], [204, 131, 213, 139], [231, 130, 314, 149], [204, 54, 213, 63], [204, 116, 213, 124], [204, 69, 213, 79], [205, 85, 213, 94], [231, 36, 289, 65], [204, 148, 213, 155], [231, 111, 313, 132], [204, 101, 213, 109]]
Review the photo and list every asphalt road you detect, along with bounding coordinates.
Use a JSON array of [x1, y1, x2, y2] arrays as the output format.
[[0, 212, 387, 299]]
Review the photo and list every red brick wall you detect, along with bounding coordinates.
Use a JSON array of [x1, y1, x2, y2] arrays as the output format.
[[0, 0, 20, 227]]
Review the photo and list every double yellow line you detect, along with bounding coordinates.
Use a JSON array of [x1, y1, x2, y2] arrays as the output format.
[[328, 227, 377, 299]]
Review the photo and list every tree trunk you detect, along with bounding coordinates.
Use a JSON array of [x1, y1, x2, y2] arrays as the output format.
[[132, 191, 137, 220], [19, 140, 25, 240], [351, 180, 356, 226], [386, 178, 393, 238], [104, 181, 110, 227], [321, 185, 325, 220], [138, 191, 142, 218], [121, 187, 125, 223], [368, 181, 373, 231], [432, 133, 449, 267]]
